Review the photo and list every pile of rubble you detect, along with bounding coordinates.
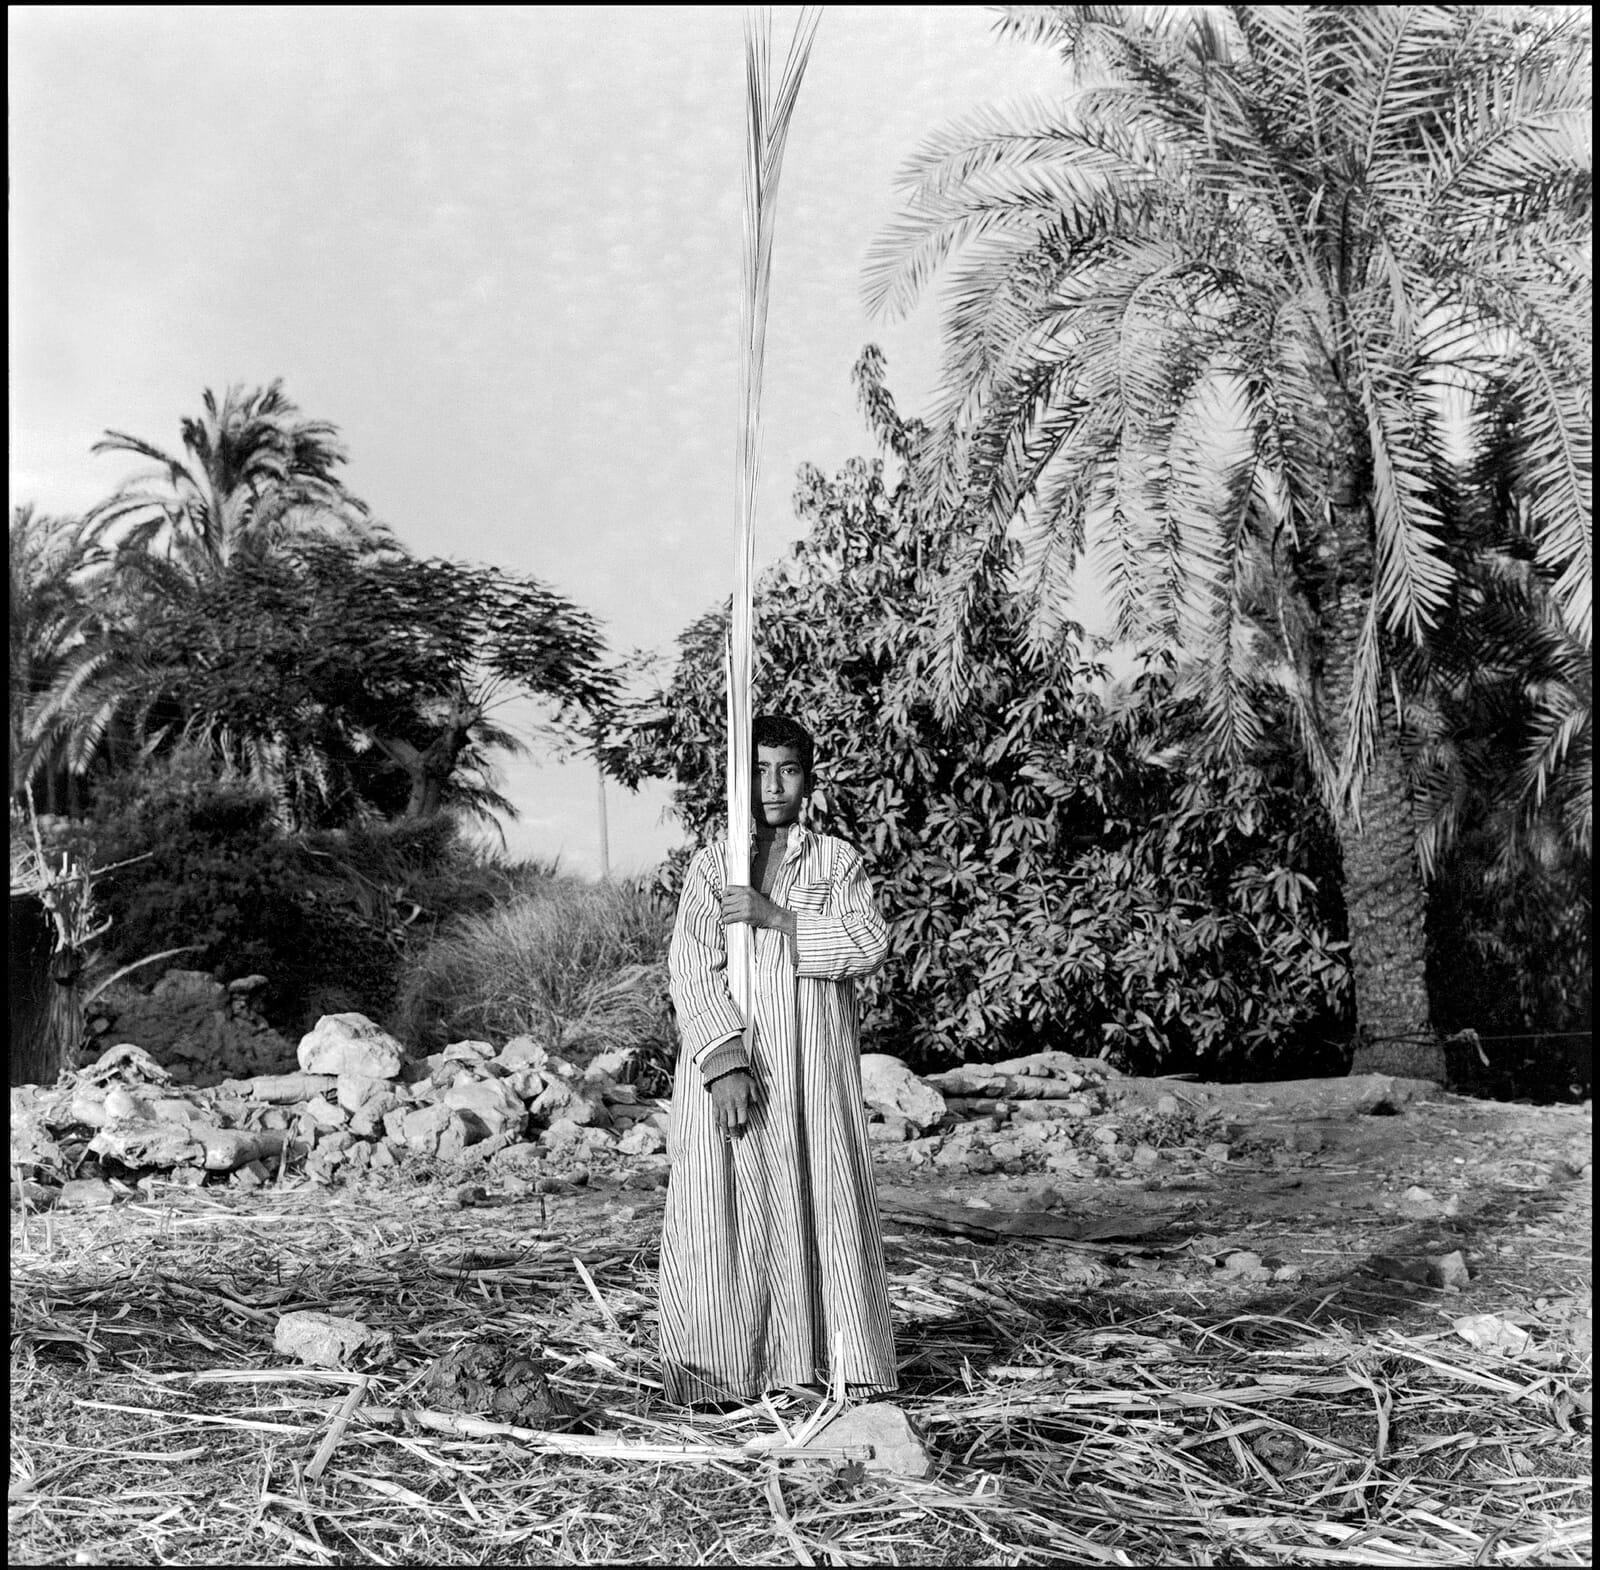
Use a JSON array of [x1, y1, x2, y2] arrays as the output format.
[[11, 1012, 669, 1210], [12, 996, 1445, 1211]]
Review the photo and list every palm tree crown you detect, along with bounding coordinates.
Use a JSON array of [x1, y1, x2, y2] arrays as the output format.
[[867, 4, 1589, 810], [87, 379, 380, 572]]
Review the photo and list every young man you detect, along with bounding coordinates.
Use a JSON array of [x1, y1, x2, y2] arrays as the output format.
[[657, 714, 897, 1407]]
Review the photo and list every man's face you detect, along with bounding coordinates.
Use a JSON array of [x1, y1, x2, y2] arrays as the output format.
[[755, 744, 808, 828]]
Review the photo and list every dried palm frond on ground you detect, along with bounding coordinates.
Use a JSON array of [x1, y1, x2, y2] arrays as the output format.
[[11, 1143, 1590, 1568]]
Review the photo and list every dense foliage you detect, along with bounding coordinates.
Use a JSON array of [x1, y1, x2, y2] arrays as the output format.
[[863, 4, 1591, 1047], [611, 436, 1352, 1074], [13, 387, 619, 832], [54, 752, 551, 1034]]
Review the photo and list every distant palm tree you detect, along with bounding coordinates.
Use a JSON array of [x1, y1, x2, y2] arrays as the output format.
[[9, 505, 106, 810], [87, 379, 381, 573], [866, 5, 1591, 1051]]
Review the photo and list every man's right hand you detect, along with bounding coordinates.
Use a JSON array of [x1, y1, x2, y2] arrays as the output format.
[[710, 1070, 757, 1138]]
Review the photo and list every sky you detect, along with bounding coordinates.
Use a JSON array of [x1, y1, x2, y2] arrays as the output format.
[[9, 5, 1070, 877]]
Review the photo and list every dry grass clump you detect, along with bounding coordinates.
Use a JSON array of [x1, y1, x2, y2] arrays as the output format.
[[392, 877, 674, 1060], [10, 1178, 1591, 1567]]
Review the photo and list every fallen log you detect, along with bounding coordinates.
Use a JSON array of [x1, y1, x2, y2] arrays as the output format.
[[925, 1072, 1087, 1100], [218, 1073, 339, 1104]]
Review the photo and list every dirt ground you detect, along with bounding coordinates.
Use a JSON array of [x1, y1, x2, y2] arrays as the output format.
[[554, 1089, 1592, 1351], [11, 1086, 1591, 1567]]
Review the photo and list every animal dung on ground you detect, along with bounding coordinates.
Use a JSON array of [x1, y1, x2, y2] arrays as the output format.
[[422, 1337, 581, 1429]]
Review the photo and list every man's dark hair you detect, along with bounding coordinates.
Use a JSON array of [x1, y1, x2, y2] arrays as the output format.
[[752, 713, 815, 781]]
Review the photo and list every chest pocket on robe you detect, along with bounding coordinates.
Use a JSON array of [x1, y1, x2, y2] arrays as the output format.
[[786, 881, 832, 915]]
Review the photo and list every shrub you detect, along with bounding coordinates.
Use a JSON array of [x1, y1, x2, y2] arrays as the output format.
[[613, 452, 1352, 1076], [393, 877, 675, 1060], [66, 752, 566, 1036]]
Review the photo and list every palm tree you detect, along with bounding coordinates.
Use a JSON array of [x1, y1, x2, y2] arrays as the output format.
[[9, 505, 107, 812], [865, 5, 1590, 1053], [87, 380, 381, 573]]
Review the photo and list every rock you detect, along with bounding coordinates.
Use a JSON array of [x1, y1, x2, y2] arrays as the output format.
[[1218, 1250, 1271, 1281], [274, 1310, 393, 1370], [1155, 1094, 1183, 1116], [11, 1178, 58, 1211], [1131, 1144, 1160, 1169], [1203, 1142, 1231, 1163], [809, 1402, 929, 1477], [1428, 1250, 1472, 1290], [1092, 1126, 1120, 1148], [583, 1046, 636, 1084], [496, 1036, 549, 1072], [1453, 1313, 1533, 1357], [57, 1178, 118, 1210], [303, 1095, 348, 1131], [437, 1109, 491, 1160], [442, 1077, 528, 1139], [227, 974, 269, 995], [868, 1117, 911, 1145], [297, 1014, 405, 1079], [196, 1128, 293, 1172], [443, 1040, 497, 1063], [1272, 1264, 1303, 1282], [1399, 1185, 1442, 1217], [858, 1054, 947, 1131], [89, 1120, 203, 1169], [1045, 1152, 1089, 1175], [349, 1094, 405, 1140], [336, 1074, 392, 1114], [617, 1123, 667, 1157], [532, 1078, 606, 1128], [368, 1143, 397, 1172], [397, 1103, 456, 1155]]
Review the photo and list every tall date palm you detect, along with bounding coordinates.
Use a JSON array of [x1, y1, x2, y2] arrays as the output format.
[[866, 5, 1590, 1050]]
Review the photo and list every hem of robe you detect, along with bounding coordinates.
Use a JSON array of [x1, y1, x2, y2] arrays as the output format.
[[661, 1361, 899, 1408]]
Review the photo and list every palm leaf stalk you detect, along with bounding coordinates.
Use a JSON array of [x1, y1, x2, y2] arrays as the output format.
[[726, 5, 820, 1037]]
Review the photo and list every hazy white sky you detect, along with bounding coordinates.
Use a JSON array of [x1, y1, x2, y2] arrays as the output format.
[[8, 5, 1067, 875]]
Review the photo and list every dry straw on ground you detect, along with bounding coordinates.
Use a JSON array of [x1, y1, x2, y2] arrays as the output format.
[[10, 1176, 1590, 1567]]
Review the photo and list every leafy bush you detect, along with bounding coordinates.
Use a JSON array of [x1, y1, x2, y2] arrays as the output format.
[[393, 877, 675, 1059], [612, 448, 1352, 1075], [65, 752, 562, 1036]]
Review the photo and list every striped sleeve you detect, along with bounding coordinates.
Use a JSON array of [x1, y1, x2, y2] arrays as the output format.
[[793, 840, 888, 981], [667, 847, 750, 1074]]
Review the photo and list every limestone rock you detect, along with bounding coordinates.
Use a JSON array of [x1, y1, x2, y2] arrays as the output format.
[[617, 1122, 666, 1157], [859, 1054, 947, 1132], [532, 1077, 606, 1128], [440, 1077, 526, 1139], [274, 1310, 393, 1370], [810, 1402, 929, 1477], [496, 1036, 549, 1072], [442, 1039, 497, 1064], [89, 1120, 203, 1169], [396, 1102, 455, 1155], [336, 1074, 392, 1114], [303, 1095, 348, 1130], [297, 1014, 405, 1079], [438, 1109, 491, 1160], [57, 1178, 119, 1210]]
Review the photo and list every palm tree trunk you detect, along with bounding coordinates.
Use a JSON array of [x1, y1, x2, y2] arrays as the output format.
[[1319, 495, 1439, 1077]]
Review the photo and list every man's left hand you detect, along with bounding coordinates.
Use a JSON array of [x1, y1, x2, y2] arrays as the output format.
[[722, 885, 792, 933]]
